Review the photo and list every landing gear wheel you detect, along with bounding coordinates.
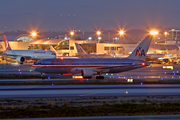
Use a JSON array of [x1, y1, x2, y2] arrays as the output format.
[[41, 73, 45, 80], [41, 75, 45, 79], [96, 76, 104, 79]]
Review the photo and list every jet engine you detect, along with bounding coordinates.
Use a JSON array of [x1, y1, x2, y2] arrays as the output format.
[[81, 69, 94, 78], [16, 56, 26, 64]]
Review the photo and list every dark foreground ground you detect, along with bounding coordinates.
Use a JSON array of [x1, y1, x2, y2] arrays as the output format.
[[1, 96, 180, 119]]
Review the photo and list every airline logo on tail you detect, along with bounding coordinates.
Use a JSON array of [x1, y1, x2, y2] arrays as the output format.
[[3, 35, 11, 51], [135, 47, 145, 56], [78, 47, 83, 53]]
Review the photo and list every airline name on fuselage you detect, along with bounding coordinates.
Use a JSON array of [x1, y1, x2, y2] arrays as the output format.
[[52, 59, 75, 63]]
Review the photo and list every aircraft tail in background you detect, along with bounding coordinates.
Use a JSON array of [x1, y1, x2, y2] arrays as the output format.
[[75, 43, 87, 55], [50, 46, 57, 53], [3, 35, 11, 51]]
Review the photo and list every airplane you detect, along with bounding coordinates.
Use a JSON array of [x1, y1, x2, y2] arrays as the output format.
[[75, 43, 114, 58], [3, 35, 56, 64], [145, 53, 164, 61], [32, 35, 153, 79]]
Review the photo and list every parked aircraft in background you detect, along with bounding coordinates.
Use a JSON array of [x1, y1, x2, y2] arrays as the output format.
[[145, 53, 178, 64], [145, 53, 164, 61], [3, 35, 56, 64], [147, 53, 164, 59], [75, 43, 114, 58], [32, 35, 153, 79]]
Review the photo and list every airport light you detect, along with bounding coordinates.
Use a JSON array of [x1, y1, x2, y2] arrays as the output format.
[[119, 30, 124, 35], [119, 30, 125, 49], [97, 31, 101, 36], [150, 31, 158, 35], [70, 31, 74, 36], [31, 32, 37, 37], [150, 30, 158, 51], [164, 32, 168, 44], [96, 31, 101, 43], [70, 31, 74, 39], [88, 37, 92, 41]]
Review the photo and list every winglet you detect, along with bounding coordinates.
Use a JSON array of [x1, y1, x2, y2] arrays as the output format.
[[127, 35, 153, 61], [75, 43, 87, 55], [3, 35, 11, 51]]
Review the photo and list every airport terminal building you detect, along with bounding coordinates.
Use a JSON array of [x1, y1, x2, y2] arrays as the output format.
[[0, 34, 180, 59]]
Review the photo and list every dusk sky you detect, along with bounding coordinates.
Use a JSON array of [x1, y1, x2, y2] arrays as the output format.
[[1, 0, 180, 31]]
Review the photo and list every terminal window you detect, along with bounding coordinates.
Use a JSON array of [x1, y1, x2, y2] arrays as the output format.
[[70, 46, 74, 50], [55, 40, 69, 50], [104, 47, 109, 50], [111, 47, 116, 50]]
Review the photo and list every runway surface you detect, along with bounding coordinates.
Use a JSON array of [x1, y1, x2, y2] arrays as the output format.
[[1, 85, 180, 98], [2, 115, 180, 120]]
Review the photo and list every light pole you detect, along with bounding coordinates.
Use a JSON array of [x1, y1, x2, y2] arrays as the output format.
[[150, 30, 158, 52], [108, 32, 110, 42], [70, 31, 74, 39], [31, 32, 37, 50], [96, 31, 101, 43], [31, 31, 37, 42], [119, 30, 124, 54], [119, 30, 124, 46], [164, 32, 167, 44]]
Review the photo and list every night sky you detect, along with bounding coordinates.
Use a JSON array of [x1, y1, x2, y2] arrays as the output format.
[[0, 0, 180, 31]]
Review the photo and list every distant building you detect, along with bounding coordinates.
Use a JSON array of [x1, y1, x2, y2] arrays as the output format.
[[168, 29, 180, 41]]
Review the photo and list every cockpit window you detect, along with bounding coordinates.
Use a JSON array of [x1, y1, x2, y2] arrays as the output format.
[[51, 52, 56, 55]]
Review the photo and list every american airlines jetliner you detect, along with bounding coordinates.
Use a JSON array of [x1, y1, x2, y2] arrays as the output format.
[[3, 35, 56, 64], [32, 35, 153, 79]]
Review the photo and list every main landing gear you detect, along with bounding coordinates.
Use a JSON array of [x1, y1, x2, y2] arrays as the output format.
[[96, 76, 104, 79], [96, 72, 105, 79], [41, 73, 45, 79]]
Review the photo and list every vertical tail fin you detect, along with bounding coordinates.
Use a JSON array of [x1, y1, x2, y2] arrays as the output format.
[[75, 43, 87, 55], [50, 46, 57, 53], [3, 35, 11, 51], [127, 35, 153, 61]]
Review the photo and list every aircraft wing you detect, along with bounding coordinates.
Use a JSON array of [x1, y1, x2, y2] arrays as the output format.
[[71, 61, 147, 73], [71, 64, 135, 73], [5, 54, 32, 59]]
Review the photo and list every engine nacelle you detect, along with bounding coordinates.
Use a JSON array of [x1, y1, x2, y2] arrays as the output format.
[[16, 56, 26, 64], [81, 69, 94, 78]]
